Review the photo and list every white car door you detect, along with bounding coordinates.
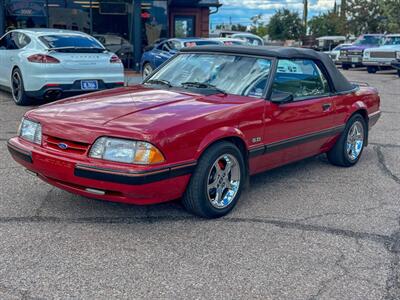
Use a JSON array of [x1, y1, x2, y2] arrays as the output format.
[[0, 32, 20, 88], [0, 33, 9, 87]]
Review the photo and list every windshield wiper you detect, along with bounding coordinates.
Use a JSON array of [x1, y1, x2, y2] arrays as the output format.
[[145, 79, 172, 87], [181, 82, 227, 95]]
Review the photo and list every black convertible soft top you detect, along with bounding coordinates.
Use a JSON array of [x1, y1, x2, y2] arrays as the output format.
[[180, 45, 354, 93]]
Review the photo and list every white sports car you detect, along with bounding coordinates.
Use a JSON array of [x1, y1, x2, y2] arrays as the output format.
[[0, 29, 125, 105]]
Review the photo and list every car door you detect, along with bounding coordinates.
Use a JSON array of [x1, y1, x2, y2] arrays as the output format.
[[0, 33, 11, 87], [256, 59, 338, 171], [153, 41, 174, 68], [0, 32, 21, 88]]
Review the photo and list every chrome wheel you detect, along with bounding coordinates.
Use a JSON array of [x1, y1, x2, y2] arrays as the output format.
[[346, 121, 364, 161], [11, 71, 22, 103], [143, 64, 153, 79], [207, 154, 241, 209]]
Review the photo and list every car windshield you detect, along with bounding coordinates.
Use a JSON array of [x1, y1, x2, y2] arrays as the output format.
[[147, 53, 272, 98], [383, 36, 400, 45], [39, 35, 104, 51], [354, 35, 382, 46], [178, 40, 221, 49]]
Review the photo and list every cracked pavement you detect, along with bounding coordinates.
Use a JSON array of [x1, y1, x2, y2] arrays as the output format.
[[0, 69, 399, 299]]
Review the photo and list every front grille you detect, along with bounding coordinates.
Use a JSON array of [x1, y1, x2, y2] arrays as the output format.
[[43, 135, 90, 155], [370, 51, 396, 58]]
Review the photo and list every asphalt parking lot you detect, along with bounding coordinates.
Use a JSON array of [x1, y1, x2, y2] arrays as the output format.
[[0, 69, 399, 300]]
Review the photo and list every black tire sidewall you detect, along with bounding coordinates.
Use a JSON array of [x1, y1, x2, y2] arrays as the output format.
[[11, 68, 27, 105], [187, 142, 246, 218], [341, 115, 367, 166]]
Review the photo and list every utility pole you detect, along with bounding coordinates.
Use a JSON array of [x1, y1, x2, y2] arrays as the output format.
[[340, 0, 346, 19], [303, 0, 308, 35]]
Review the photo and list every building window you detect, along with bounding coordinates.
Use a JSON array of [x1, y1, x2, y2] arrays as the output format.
[[173, 15, 195, 38], [141, 1, 168, 47], [47, 0, 91, 33], [5, 0, 47, 30]]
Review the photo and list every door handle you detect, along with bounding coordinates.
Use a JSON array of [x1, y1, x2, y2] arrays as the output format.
[[322, 103, 332, 112]]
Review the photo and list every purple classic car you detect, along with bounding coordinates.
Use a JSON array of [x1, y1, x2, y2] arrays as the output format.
[[338, 34, 384, 69]]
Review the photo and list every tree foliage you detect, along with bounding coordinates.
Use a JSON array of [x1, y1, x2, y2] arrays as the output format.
[[267, 9, 305, 40], [380, 0, 400, 32], [346, 0, 385, 35], [308, 12, 346, 36]]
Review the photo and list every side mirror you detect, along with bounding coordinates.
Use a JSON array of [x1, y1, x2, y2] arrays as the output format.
[[169, 49, 178, 55], [270, 91, 294, 104]]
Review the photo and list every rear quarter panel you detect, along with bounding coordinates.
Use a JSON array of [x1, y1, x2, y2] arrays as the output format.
[[332, 87, 380, 127]]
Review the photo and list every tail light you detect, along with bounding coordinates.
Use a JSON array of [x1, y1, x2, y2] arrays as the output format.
[[110, 55, 122, 64], [28, 54, 60, 64]]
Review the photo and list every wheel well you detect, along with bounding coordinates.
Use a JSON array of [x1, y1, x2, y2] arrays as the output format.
[[349, 109, 369, 144], [201, 136, 249, 170], [351, 109, 368, 125]]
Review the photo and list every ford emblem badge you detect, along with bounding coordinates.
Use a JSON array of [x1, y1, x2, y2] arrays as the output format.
[[58, 143, 68, 150]]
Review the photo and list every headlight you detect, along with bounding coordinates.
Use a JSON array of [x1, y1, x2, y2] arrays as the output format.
[[396, 51, 400, 60], [89, 137, 165, 165], [19, 118, 42, 145], [364, 51, 370, 58], [340, 50, 348, 56]]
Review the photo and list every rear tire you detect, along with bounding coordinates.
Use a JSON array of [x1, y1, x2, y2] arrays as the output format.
[[11, 68, 32, 106], [367, 66, 377, 74], [183, 141, 245, 218], [327, 114, 367, 167]]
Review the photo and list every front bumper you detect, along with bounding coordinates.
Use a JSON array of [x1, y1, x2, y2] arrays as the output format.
[[362, 59, 394, 67], [338, 55, 363, 66], [26, 80, 125, 99], [7, 137, 195, 205]]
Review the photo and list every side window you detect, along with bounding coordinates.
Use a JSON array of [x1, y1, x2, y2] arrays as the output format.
[[14, 33, 31, 49], [272, 59, 331, 101], [0, 33, 17, 50]]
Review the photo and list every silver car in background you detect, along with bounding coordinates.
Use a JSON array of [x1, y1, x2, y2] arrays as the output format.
[[0, 29, 124, 105]]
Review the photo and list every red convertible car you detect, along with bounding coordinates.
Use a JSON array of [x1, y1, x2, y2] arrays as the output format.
[[8, 46, 381, 218]]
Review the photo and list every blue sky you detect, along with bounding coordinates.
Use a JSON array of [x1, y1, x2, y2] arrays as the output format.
[[210, 0, 338, 29]]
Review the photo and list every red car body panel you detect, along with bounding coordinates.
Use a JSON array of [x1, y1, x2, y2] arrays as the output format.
[[8, 83, 380, 205]]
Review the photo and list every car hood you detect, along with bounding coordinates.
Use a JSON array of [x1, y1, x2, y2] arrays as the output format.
[[366, 45, 400, 52], [342, 45, 377, 51], [26, 85, 239, 143]]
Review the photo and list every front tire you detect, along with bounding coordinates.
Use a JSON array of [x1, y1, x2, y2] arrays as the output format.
[[11, 68, 32, 106], [327, 114, 367, 167], [142, 63, 153, 79], [367, 66, 377, 74], [183, 141, 246, 218]]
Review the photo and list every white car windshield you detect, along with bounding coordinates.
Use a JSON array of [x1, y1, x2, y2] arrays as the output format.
[[383, 36, 400, 46], [147, 53, 272, 98]]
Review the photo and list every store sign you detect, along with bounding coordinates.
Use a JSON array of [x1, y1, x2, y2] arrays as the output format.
[[6, 1, 46, 17]]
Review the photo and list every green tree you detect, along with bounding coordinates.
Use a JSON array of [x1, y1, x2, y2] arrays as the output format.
[[380, 0, 400, 32], [346, 0, 385, 35], [308, 11, 346, 37], [231, 24, 247, 32], [267, 9, 305, 40]]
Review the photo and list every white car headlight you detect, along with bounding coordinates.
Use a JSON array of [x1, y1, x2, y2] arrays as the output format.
[[18, 118, 42, 145], [89, 137, 165, 165], [396, 51, 400, 60], [363, 51, 370, 58]]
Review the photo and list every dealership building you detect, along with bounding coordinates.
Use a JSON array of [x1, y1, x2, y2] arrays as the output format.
[[0, 0, 221, 69]]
